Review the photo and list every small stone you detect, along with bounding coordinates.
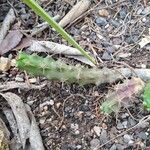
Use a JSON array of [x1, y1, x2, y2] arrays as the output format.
[[123, 134, 132, 143], [76, 145, 82, 149], [90, 139, 100, 150], [98, 9, 109, 17], [137, 132, 148, 140], [93, 126, 101, 136], [110, 144, 116, 150], [122, 120, 128, 128], [96, 17, 108, 26], [119, 9, 127, 19], [71, 123, 79, 130], [128, 118, 136, 126], [116, 144, 125, 150], [100, 129, 108, 144], [121, 113, 129, 119], [102, 51, 112, 60], [117, 121, 124, 129], [142, 17, 147, 22], [15, 75, 24, 82], [49, 100, 54, 105], [141, 6, 150, 15], [29, 78, 37, 83], [141, 64, 146, 68], [74, 130, 80, 135]]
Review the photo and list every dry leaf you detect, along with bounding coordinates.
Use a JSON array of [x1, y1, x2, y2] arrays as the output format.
[[25, 104, 44, 150], [0, 92, 30, 149], [0, 118, 10, 150], [28, 40, 83, 55], [0, 30, 23, 55], [0, 8, 16, 44], [14, 37, 33, 50]]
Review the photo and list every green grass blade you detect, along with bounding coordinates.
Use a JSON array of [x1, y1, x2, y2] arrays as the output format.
[[22, 0, 96, 64]]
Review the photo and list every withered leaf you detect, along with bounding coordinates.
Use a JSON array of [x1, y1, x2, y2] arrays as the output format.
[[0, 30, 23, 55]]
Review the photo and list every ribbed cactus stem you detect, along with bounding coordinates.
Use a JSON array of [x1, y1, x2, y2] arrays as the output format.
[[17, 52, 126, 85]]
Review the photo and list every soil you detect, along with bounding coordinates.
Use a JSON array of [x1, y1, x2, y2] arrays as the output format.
[[0, 0, 150, 150]]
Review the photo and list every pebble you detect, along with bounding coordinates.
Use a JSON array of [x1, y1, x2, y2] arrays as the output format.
[[29, 78, 37, 83], [110, 144, 116, 150], [123, 134, 132, 143], [93, 126, 101, 136], [117, 121, 124, 129], [49, 100, 54, 106], [102, 51, 112, 60], [96, 17, 108, 26], [121, 113, 129, 119], [119, 9, 127, 19], [141, 6, 150, 15], [90, 139, 100, 150], [137, 132, 148, 140], [71, 123, 79, 130], [116, 144, 126, 150], [98, 9, 109, 17], [76, 145, 82, 149], [100, 129, 108, 144], [128, 118, 136, 126], [122, 120, 128, 128], [15, 75, 24, 82]]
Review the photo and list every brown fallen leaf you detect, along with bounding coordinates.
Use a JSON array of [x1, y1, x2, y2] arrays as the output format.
[[0, 30, 23, 55], [0, 8, 16, 44], [14, 37, 33, 50]]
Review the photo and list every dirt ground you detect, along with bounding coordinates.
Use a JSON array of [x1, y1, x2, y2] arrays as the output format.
[[0, 0, 150, 150]]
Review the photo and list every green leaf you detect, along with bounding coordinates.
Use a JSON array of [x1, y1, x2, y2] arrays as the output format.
[[143, 82, 150, 110], [22, 0, 96, 65]]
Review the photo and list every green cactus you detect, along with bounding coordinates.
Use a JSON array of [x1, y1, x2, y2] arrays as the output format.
[[143, 82, 150, 110], [17, 52, 126, 85], [100, 78, 145, 115]]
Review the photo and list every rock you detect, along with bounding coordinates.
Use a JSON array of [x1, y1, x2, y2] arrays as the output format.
[[90, 139, 100, 150], [74, 130, 80, 135], [122, 120, 128, 128], [93, 126, 101, 137], [128, 118, 136, 126], [116, 144, 126, 150], [110, 144, 116, 150], [76, 145, 82, 149], [71, 123, 79, 130], [123, 134, 132, 143], [100, 129, 108, 144], [29, 78, 37, 83], [49, 100, 54, 106], [121, 113, 129, 119], [102, 51, 112, 60], [15, 75, 24, 82], [117, 121, 124, 129], [119, 9, 127, 19], [137, 132, 148, 140], [96, 17, 108, 26], [98, 9, 109, 17], [141, 6, 150, 15]]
